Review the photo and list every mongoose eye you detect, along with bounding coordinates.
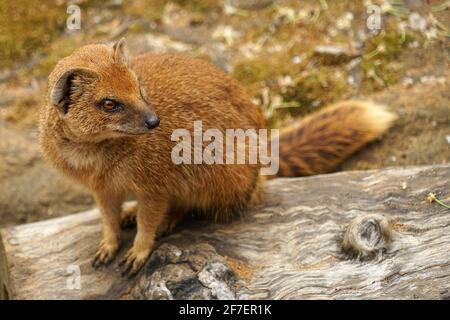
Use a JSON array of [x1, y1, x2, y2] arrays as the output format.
[[99, 99, 123, 113], [103, 100, 117, 111]]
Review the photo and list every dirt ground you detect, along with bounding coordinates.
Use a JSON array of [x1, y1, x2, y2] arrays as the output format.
[[343, 44, 450, 171], [0, 0, 448, 228]]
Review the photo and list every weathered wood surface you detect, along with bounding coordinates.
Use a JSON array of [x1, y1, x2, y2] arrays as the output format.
[[1, 164, 449, 300]]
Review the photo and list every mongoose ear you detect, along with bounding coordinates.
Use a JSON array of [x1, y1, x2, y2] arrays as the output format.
[[112, 37, 129, 67], [50, 68, 98, 114]]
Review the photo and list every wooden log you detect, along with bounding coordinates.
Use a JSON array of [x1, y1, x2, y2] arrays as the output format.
[[1, 164, 449, 300]]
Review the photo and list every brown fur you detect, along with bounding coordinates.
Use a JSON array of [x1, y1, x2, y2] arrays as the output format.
[[39, 39, 395, 275]]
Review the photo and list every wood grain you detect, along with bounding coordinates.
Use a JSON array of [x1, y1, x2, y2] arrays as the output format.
[[1, 164, 449, 299]]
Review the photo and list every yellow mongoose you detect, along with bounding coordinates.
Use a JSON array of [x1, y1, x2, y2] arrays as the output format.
[[40, 38, 396, 275]]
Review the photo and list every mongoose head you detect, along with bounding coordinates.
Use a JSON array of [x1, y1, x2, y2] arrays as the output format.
[[47, 38, 159, 142]]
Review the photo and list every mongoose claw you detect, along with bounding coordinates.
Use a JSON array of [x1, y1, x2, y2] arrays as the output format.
[[92, 240, 119, 269], [119, 248, 149, 277]]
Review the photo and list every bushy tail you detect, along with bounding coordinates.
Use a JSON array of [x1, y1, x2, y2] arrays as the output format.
[[275, 101, 397, 177]]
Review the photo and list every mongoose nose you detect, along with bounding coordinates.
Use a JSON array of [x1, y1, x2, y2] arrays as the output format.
[[145, 115, 160, 129]]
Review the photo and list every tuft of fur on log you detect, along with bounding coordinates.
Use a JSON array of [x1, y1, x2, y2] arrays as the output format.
[[0, 164, 449, 300]]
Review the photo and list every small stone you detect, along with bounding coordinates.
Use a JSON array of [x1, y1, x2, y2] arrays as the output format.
[[228, 0, 275, 10], [315, 45, 345, 56], [424, 27, 438, 40], [336, 12, 354, 30], [212, 25, 241, 46], [420, 76, 446, 84], [402, 77, 415, 87], [312, 100, 321, 108], [314, 45, 358, 65], [408, 12, 427, 32], [277, 75, 294, 88], [292, 55, 302, 64]]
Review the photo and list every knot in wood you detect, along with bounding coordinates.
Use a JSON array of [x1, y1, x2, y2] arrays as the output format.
[[342, 214, 393, 260]]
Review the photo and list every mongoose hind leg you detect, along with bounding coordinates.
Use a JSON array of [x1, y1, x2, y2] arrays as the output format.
[[121, 202, 185, 237], [155, 209, 186, 239]]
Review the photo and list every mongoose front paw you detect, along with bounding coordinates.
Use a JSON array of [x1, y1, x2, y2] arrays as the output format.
[[118, 247, 151, 277], [92, 239, 119, 269]]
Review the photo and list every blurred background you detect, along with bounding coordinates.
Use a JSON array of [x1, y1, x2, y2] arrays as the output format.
[[0, 0, 449, 227]]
